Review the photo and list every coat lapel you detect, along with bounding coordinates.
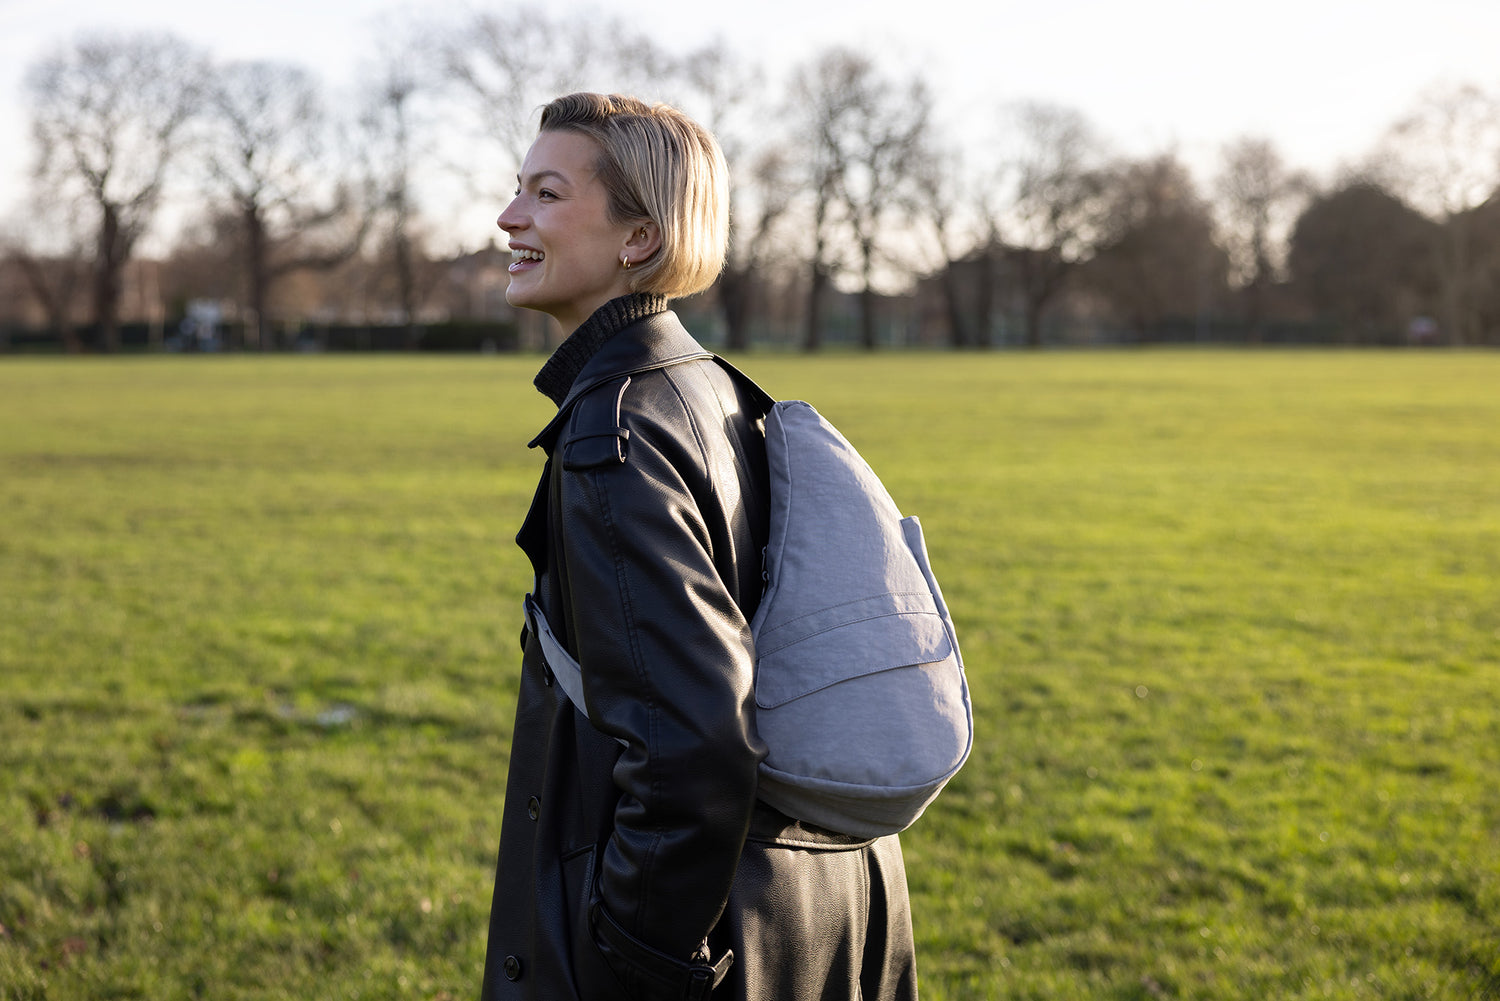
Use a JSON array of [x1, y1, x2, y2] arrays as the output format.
[[527, 311, 712, 452]]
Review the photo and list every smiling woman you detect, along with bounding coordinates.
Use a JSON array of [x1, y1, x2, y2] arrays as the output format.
[[479, 93, 919, 1001], [496, 92, 729, 334], [497, 128, 649, 334]]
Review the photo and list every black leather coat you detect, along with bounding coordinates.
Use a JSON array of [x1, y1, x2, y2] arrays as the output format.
[[481, 307, 918, 1001]]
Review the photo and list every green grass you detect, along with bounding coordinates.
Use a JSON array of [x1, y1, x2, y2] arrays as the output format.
[[1, 350, 1497, 999]]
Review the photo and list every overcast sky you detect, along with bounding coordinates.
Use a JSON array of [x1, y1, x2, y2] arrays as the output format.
[[3, 0, 1497, 246]]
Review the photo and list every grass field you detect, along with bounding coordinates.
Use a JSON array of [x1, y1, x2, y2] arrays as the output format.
[[1, 349, 1497, 1000]]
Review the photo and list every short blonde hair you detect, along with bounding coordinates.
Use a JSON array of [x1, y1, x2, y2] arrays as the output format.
[[539, 92, 729, 299]]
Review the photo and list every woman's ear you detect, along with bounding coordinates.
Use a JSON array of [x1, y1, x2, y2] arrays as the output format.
[[623, 221, 661, 264]]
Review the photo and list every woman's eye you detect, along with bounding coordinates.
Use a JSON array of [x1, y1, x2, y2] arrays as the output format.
[[539, 189, 556, 200]]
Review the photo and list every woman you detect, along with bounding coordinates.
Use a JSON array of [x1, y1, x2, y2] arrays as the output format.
[[482, 92, 918, 1001]]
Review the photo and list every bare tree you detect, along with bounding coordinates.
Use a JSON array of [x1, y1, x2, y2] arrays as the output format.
[[1214, 136, 1312, 341], [1086, 153, 1230, 341], [434, 10, 667, 347], [359, 22, 440, 346], [791, 49, 936, 350], [999, 101, 1110, 348], [24, 31, 207, 351], [201, 60, 370, 349], [718, 146, 802, 350], [913, 143, 987, 347], [1370, 81, 1500, 345], [790, 49, 934, 350], [440, 13, 590, 176], [375, 65, 421, 344], [2, 201, 91, 351], [668, 40, 791, 350], [436, 10, 667, 201], [840, 71, 932, 349], [787, 51, 863, 351]]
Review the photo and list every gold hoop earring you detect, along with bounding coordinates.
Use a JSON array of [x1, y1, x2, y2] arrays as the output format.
[[621, 255, 631, 270]]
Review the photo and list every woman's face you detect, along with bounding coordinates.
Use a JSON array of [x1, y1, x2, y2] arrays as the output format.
[[497, 130, 641, 334]]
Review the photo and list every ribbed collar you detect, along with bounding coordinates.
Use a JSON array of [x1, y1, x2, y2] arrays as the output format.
[[533, 294, 669, 406]]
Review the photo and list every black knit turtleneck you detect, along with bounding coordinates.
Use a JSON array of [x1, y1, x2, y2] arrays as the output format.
[[533, 294, 669, 406]]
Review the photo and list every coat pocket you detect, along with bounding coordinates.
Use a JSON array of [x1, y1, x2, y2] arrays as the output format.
[[563, 844, 627, 998]]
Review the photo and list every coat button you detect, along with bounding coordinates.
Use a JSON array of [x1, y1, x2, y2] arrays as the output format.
[[503, 955, 522, 981], [527, 796, 540, 821]]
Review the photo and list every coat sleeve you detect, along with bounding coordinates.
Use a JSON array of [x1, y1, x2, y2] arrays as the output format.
[[555, 374, 764, 972]]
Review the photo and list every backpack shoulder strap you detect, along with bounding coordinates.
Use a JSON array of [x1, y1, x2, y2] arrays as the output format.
[[712, 355, 778, 415]]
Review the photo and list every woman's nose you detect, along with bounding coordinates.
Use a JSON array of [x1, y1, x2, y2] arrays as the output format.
[[497, 198, 524, 233]]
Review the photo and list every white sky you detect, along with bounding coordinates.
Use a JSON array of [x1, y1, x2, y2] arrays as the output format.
[[3, 0, 1498, 247]]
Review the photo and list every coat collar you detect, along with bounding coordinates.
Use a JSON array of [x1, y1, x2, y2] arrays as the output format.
[[527, 310, 713, 450]]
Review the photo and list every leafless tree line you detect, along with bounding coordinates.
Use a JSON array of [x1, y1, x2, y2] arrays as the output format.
[[5, 13, 1500, 352]]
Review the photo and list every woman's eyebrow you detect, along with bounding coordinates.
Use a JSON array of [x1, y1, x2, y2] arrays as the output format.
[[518, 169, 569, 187]]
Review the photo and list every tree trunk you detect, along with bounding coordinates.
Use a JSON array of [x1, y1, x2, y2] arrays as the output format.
[[718, 267, 753, 352], [1441, 222, 1472, 346], [940, 264, 967, 348], [245, 204, 270, 350], [395, 224, 418, 349], [858, 286, 878, 350], [1245, 273, 1266, 344], [92, 204, 124, 353], [804, 263, 826, 352], [973, 245, 995, 349], [1246, 231, 1270, 344], [856, 238, 878, 350]]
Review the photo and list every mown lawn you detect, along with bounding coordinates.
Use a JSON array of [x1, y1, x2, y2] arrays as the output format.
[[1, 349, 1497, 1000]]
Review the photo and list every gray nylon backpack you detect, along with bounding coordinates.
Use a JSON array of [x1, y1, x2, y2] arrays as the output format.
[[526, 358, 973, 838]]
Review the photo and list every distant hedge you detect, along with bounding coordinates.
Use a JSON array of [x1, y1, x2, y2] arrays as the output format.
[[0, 320, 523, 354]]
